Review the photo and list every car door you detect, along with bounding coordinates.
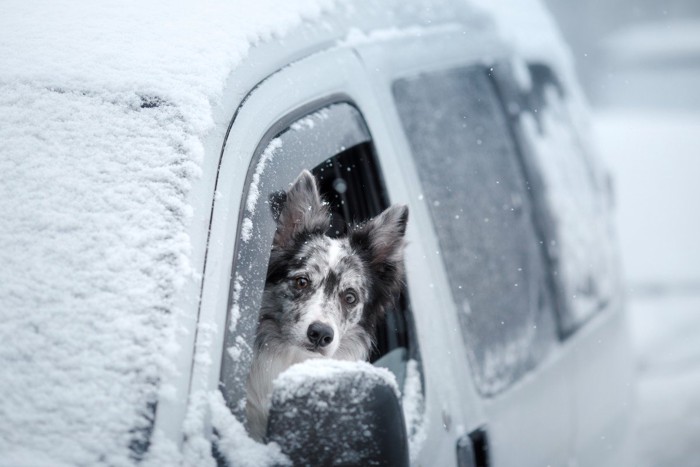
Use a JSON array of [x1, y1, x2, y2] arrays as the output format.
[[354, 30, 576, 466], [188, 45, 461, 464]]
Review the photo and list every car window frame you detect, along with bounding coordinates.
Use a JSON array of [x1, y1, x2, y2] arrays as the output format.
[[218, 101, 373, 420]]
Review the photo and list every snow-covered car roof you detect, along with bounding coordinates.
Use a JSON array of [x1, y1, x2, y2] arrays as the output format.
[[0, 0, 577, 465]]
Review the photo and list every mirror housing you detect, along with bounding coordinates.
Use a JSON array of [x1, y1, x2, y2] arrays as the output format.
[[266, 360, 409, 466]]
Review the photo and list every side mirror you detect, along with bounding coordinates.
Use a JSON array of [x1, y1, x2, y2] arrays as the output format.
[[266, 360, 409, 466]]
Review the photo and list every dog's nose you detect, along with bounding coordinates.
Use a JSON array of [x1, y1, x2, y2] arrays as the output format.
[[307, 322, 334, 348]]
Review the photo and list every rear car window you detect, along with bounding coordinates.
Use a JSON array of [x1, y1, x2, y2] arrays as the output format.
[[392, 65, 558, 395], [514, 63, 617, 335]]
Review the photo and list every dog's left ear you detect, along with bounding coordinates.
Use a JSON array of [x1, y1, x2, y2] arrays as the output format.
[[351, 204, 408, 283]]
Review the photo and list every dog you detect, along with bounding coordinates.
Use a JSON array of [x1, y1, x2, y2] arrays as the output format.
[[246, 169, 408, 441]]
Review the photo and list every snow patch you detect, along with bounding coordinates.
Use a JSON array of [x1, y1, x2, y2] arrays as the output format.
[[0, 0, 340, 464], [181, 390, 216, 467], [402, 360, 427, 463], [227, 335, 251, 363], [193, 322, 218, 366], [229, 274, 244, 332], [339, 25, 431, 46], [241, 217, 254, 243], [290, 116, 316, 131], [290, 107, 331, 131], [273, 359, 400, 402], [245, 138, 283, 213], [209, 391, 290, 467]]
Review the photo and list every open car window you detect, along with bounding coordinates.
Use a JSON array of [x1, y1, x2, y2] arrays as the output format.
[[218, 102, 422, 434]]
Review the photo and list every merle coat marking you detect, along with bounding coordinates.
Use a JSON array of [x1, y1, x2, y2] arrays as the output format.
[[246, 169, 408, 441]]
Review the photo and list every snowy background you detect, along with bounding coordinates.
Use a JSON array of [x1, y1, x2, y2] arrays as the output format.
[[0, 0, 695, 464], [544, 1, 700, 465]]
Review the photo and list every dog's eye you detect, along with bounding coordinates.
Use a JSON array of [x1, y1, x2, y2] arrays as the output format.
[[295, 276, 310, 289], [344, 291, 357, 305]]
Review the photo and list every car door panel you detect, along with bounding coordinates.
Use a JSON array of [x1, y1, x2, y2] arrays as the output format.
[[354, 32, 576, 466]]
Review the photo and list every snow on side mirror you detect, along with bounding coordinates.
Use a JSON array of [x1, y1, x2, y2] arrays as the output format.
[[266, 360, 409, 466]]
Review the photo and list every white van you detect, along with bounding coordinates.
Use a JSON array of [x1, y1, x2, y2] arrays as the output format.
[[0, 1, 634, 466]]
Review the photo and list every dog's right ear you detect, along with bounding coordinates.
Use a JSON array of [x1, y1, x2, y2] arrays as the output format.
[[273, 170, 330, 248]]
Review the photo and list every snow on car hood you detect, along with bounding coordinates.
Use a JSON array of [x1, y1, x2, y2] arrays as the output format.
[[0, 1, 336, 465]]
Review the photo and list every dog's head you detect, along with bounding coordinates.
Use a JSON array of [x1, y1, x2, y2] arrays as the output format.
[[258, 170, 408, 362]]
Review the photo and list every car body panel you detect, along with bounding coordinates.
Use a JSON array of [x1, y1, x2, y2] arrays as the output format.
[[354, 29, 577, 466]]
